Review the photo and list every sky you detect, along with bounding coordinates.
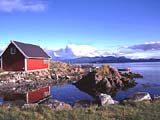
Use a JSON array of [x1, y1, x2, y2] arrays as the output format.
[[0, 0, 160, 59]]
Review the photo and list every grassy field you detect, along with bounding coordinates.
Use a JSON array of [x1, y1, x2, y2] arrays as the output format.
[[0, 100, 160, 120]]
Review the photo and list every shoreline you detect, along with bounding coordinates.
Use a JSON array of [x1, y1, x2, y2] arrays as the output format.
[[1, 61, 159, 109]]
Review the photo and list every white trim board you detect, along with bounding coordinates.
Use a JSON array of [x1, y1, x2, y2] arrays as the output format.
[[24, 58, 27, 71], [27, 57, 51, 59], [0, 57, 2, 69], [25, 68, 49, 73]]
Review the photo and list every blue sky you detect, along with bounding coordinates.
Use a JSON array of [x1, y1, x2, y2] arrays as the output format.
[[0, 0, 160, 58]]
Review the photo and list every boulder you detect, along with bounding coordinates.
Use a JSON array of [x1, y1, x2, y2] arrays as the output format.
[[22, 103, 39, 109], [152, 95, 160, 101], [98, 93, 118, 106], [121, 72, 143, 79], [123, 92, 152, 102], [73, 100, 95, 108], [45, 99, 72, 111], [0, 72, 9, 76]]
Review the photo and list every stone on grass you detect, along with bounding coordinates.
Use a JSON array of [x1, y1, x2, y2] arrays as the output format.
[[123, 92, 151, 102], [45, 99, 72, 111], [99, 93, 117, 106], [22, 103, 39, 109]]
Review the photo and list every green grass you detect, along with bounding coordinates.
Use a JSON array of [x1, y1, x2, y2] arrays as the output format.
[[0, 100, 160, 120]]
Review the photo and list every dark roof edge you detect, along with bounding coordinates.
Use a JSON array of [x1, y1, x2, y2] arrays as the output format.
[[1, 40, 51, 59], [0, 40, 18, 57], [13, 40, 51, 58], [12, 40, 29, 58]]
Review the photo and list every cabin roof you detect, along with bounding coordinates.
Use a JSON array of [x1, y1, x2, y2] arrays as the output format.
[[13, 41, 50, 58], [1, 41, 50, 59]]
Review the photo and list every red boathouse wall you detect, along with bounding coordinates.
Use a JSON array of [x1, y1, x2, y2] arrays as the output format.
[[2, 43, 25, 71], [27, 58, 49, 71], [27, 86, 50, 103]]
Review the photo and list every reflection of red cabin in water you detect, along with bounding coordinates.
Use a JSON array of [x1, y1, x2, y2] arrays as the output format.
[[3, 86, 50, 104], [27, 86, 50, 103], [1, 40, 50, 71]]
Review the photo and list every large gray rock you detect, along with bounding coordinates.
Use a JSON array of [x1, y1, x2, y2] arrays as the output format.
[[153, 95, 160, 101], [99, 93, 118, 106], [22, 103, 39, 109], [123, 92, 152, 102]]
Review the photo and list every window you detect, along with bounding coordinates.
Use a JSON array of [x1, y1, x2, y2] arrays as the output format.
[[43, 59, 49, 64], [10, 47, 16, 55]]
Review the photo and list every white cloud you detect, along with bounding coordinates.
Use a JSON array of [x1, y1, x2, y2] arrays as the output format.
[[127, 41, 160, 51], [46, 44, 112, 59], [1, 41, 160, 59], [0, 0, 47, 12], [0, 48, 3, 55], [124, 50, 160, 59], [117, 41, 160, 59], [0, 45, 5, 50], [63, 44, 108, 57], [45, 42, 160, 59]]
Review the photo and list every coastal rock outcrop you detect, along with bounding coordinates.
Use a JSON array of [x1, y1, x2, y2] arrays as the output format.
[[75, 64, 141, 96], [49, 61, 87, 81]]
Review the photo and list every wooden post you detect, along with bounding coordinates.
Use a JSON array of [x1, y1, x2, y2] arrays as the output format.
[[26, 92, 29, 104]]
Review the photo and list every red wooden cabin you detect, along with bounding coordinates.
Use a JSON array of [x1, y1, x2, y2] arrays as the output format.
[[1, 41, 50, 71]]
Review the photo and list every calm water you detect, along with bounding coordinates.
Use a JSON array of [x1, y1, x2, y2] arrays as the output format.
[[107, 62, 160, 101], [51, 62, 160, 103], [0, 97, 3, 104], [50, 84, 95, 104]]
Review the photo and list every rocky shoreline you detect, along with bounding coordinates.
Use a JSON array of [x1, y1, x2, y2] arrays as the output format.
[[0, 62, 149, 111], [0, 62, 89, 94], [1, 91, 160, 111]]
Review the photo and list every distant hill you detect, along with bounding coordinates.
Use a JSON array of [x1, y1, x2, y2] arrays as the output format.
[[0, 48, 159, 64], [60, 56, 160, 64]]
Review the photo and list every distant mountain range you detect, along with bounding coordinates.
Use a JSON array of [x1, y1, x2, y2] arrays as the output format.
[[45, 47, 160, 63], [0, 47, 160, 64], [59, 56, 160, 64], [45, 45, 160, 63]]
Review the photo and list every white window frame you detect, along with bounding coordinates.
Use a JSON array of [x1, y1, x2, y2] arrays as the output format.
[[10, 47, 16, 55], [43, 59, 49, 64]]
